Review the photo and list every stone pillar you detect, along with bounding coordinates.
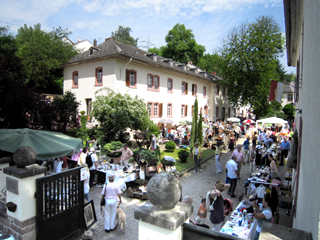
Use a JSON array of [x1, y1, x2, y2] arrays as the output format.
[[134, 173, 193, 240], [1, 166, 47, 240]]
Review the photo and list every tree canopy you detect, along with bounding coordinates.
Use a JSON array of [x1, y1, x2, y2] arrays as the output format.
[[218, 16, 284, 118], [15, 24, 79, 94], [91, 88, 152, 142], [149, 23, 205, 65], [111, 26, 139, 47]]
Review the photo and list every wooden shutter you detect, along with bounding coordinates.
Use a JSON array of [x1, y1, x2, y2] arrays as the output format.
[[186, 83, 188, 94], [126, 69, 130, 87], [185, 105, 188, 116], [159, 103, 163, 118], [192, 84, 194, 95]]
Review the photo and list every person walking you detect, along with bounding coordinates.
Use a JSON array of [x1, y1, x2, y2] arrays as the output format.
[[215, 142, 223, 173], [100, 174, 122, 233], [208, 181, 230, 231], [231, 146, 245, 179], [89, 147, 98, 189], [243, 137, 250, 163], [191, 142, 202, 173], [151, 134, 157, 151], [279, 137, 290, 165], [225, 156, 239, 197]]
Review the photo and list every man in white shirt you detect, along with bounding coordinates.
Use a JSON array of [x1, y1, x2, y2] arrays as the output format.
[[225, 156, 239, 197], [259, 130, 268, 143], [89, 147, 98, 189]]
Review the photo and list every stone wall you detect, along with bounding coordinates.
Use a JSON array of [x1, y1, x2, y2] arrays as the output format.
[[0, 214, 36, 240]]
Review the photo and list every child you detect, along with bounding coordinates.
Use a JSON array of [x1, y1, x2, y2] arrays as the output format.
[[195, 198, 207, 225]]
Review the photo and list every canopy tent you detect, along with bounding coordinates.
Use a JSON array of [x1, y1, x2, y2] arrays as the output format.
[[227, 117, 241, 123], [256, 117, 288, 129], [0, 128, 83, 160]]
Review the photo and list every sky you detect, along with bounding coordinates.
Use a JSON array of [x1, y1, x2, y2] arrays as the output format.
[[0, 0, 295, 74]]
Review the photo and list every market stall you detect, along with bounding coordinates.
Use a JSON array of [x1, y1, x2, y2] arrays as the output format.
[[255, 117, 289, 131], [221, 201, 257, 239]]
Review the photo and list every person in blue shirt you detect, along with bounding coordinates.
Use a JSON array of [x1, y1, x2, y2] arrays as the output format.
[[243, 137, 250, 163], [279, 137, 290, 165]]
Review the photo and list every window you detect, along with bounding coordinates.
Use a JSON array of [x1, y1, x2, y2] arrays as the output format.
[[192, 84, 197, 96], [147, 102, 162, 117], [95, 68, 103, 86], [182, 81, 188, 94], [181, 104, 188, 117], [147, 74, 160, 91], [167, 78, 173, 93], [203, 86, 207, 97], [222, 87, 226, 97], [126, 69, 137, 88], [216, 106, 219, 118], [222, 107, 226, 120], [72, 71, 79, 88], [167, 103, 172, 117], [216, 85, 219, 95], [287, 93, 293, 102]]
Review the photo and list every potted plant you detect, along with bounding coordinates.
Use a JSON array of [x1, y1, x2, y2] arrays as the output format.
[[161, 156, 176, 173], [177, 149, 190, 163]]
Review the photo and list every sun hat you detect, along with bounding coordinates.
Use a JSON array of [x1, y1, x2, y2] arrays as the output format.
[[108, 174, 115, 181], [90, 147, 95, 152]]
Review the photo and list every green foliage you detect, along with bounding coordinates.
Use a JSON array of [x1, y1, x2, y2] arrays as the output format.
[[80, 111, 86, 115], [102, 141, 123, 157], [165, 140, 176, 152], [111, 26, 138, 47], [152, 23, 205, 65], [261, 111, 287, 120], [92, 88, 150, 142], [218, 16, 284, 119], [270, 100, 282, 111], [284, 73, 295, 83], [140, 149, 159, 161], [80, 116, 87, 130], [177, 149, 190, 163], [190, 97, 198, 149], [197, 53, 223, 76], [15, 24, 79, 94], [197, 111, 203, 145], [282, 103, 295, 117]]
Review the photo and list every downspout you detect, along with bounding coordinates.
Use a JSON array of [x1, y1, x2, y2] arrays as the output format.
[[120, 57, 132, 81]]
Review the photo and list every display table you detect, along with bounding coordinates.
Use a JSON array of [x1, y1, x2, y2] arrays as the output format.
[[97, 164, 137, 190], [220, 203, 257, 239]]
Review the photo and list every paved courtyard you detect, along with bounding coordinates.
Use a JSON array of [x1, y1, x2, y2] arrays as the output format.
[[80, 138, 285, 240]]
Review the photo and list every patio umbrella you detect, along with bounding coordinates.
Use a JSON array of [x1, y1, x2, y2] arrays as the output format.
[[227, 117, 241, 122], [0, 128, 83, 160], [158, 119, 175, 124], [243, 119, 255, 124]]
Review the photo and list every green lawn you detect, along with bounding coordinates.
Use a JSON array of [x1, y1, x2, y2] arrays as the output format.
[[160, 149, 215, 173]]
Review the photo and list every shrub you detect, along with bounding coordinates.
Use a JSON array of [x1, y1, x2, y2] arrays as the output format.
[[178, 149, 190, 163], [102, 141, 123, 157], [165, 140, 176, 152]]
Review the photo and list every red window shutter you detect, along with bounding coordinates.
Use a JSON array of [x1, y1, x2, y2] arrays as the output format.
[[126, 69, 130, 87], [185, 105, 188, 116], [159, 103, 163, 118]]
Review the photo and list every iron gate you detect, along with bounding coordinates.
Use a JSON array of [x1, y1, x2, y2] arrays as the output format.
[[36, 167, 84, 240]]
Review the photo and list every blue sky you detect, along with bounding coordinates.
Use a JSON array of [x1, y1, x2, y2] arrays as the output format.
[[0, 0, 295, 73]]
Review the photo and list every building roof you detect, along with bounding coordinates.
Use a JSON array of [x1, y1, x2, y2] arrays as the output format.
[[283, 82, 295, 93], [64, 38, 216, 83]]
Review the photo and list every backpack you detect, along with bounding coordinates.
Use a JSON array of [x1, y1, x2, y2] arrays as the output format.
[[86, 153, 93, 168]]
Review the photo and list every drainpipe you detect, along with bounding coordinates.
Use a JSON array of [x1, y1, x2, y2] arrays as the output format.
[[120, 57, 132, 81]]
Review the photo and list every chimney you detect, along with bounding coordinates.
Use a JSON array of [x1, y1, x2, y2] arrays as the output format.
[[93, 39, 97, 47], [212, 71, 216, 76], [105, 37, 114, 42], [188, 61, 193, 65]]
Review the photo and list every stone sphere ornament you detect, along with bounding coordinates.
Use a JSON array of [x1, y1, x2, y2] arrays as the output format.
[[147, 173, 181, 210], [13, 146, 37, 168]]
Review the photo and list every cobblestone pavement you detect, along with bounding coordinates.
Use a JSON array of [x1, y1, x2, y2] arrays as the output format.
[[79, 137, 285, 240]]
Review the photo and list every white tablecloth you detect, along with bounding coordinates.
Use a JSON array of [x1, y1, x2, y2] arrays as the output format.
[[220, 203, 257, 239], [97, 167, 137, 190]]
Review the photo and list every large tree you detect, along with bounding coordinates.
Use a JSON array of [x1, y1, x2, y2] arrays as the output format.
[[111, 26, 138, 47], [219, 16, 284, 118], [197, 53, 223, 76], [91, 88, 151, 142], [15, 24, 79, 94], [149, 23, 205, 65]]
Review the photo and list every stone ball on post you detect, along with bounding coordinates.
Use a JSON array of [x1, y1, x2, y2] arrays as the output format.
[[13, 146, 37, 168], [147, 173, 181, 210]]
